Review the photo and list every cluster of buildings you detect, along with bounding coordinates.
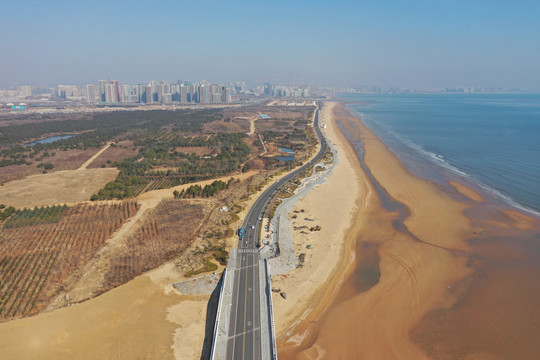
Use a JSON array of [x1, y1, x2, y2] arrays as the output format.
[[83, 80, 233, 105], [257, 83, 310, 98], [0, 80, 314, 112]]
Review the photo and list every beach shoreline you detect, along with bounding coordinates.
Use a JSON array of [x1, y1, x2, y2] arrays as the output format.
[[277, 101, 540, 359]]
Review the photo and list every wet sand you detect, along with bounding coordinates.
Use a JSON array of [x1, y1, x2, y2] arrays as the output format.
[[278, 102, 540, 359]]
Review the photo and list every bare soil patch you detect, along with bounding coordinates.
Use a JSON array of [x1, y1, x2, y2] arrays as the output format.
[[0, 147, 101, 184], [174, 146, 213, 156], [0, 275, 183, 360], [86, 140, 139, 169], [0, 168, 118, 208]]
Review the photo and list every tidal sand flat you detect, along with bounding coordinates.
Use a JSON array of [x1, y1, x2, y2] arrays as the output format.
[[279, 102, 540, 359]]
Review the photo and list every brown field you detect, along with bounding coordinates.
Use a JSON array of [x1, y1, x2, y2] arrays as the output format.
[[86, 140, 139, 169], [173, 146, 213, 156], [0, 168, 118, 208], [0, 202, 139, 322], [0, 147, 102, 184]]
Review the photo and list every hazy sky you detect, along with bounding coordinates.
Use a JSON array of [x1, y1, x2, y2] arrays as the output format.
[[2, 0, 540, 89]]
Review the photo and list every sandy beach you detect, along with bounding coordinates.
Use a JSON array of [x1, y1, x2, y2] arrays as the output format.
[[271, 102, 368, 339], [276, 102, 540, 359]]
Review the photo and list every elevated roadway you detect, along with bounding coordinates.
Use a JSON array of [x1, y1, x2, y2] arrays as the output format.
[[224, 102, 328, 359]]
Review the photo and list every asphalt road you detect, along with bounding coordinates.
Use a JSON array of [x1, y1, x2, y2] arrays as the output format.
[[225, 103, 327, 359]]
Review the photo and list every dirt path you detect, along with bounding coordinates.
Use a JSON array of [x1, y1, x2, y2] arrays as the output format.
[[258, 133, 267, 153], [77, 143, 111, 170], [250, 116, 256, 134]]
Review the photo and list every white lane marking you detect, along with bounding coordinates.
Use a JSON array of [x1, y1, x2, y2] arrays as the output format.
[[227, 327, 260, 339]]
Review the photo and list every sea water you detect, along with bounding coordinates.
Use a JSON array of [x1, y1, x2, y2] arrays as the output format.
[[343, 93, 540, 212]]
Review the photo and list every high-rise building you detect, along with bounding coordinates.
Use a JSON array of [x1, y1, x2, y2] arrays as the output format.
[[264, 82, 273, 96], [19, 86, 32, 98], [198, 84, 208, 103], [180, 85, 188, 104], [136, 84, 146, 103], [156, 81, 170, 103], [104, 83, 117, 103], [187, 84, 195, 103], [97, 80, 107, 102], [57, 85, 80, 99], [85, 84, 97, 105], [110, 80, 120, 103], [221, 86, 231, 103], [145, 84, 153, 104], [120, 84, 131, 103], [162, 93, 172, 104], [171, 84, 180, 102]]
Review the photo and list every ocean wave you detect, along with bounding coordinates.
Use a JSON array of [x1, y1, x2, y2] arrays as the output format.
[[349, 105, 540, 217]]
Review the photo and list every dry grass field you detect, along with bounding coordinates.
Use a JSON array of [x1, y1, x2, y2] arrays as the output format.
[[0, 168, 119, 208], [0, 147, 103, 184]]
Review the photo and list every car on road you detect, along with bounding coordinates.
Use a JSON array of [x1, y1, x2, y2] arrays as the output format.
[[251, 225, 255, 229]]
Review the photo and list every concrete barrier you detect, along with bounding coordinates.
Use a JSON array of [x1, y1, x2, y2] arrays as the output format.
[[210, 250, 236, 360], [209, 269, 225, 360], [265, 259, 278, 360]]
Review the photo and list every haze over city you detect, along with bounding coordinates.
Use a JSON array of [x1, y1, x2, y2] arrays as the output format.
[[2, 0, 540, 90]]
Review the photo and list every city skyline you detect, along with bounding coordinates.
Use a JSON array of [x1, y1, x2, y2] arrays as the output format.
[[2, 1, 540, 90]]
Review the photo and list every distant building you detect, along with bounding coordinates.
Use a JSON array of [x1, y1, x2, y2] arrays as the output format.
[[110, 80, 121, 103], [19, 86, 32, 98], [98, 80, 107, 102], [171, 83, 180, 102], [198, 84, 209, 104], [104, 83, 117, 103], [263, 82, 273, 96], [85, 84, 97, 104], [120, 84, 131, 103], [57, 85, 80, 99], [180, 84, 188, 104], [145, 84, 153, 104]]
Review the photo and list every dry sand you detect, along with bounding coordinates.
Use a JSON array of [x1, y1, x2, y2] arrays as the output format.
[[0, 168, 119, 208], [0, 269, 209, 360], [271, 102, 368, 338]]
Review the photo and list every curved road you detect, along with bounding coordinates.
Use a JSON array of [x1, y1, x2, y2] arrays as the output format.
[[225, 102, 328, 359]]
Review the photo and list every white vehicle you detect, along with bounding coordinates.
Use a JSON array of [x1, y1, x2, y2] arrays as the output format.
[[251, 225, 255, 229]]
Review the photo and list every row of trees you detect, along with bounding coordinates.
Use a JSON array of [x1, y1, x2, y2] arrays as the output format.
[[173, 179, 233, 199], [3, 205, 68, 229], [0, 202, 139, 321]]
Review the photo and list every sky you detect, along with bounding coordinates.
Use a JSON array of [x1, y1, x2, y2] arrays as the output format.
[[1, 0, 540, 90]]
